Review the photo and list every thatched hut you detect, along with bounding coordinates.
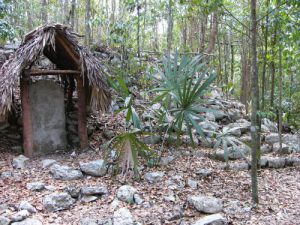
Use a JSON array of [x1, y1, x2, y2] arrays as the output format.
[[0, 24, 111, 157]]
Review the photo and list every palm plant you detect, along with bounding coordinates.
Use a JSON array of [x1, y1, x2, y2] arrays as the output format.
[[152, 52, 217, 146]]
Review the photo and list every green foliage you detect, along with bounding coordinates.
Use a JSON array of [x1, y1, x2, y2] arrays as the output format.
[[107, 129, 153, 177], [213, 127, 250, 167], [152, 52, 216, 145], [0, 0, 15, 44]]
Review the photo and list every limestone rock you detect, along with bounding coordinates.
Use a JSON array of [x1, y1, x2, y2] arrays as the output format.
[[11, 210, 30, 222], [144, 171, 164, 183], [187, 178, 198, 189], [262, 118, 278, 132], [19, 201, 37, 213], [117, 185, 137, 203], [81, 186, 108, 196], [193, 214, 226, 225], [65, 185, 80, 198], [195, 169, 212, 179], [143, 135, 161, 145], [285, 157, 300, 167], [133, 194, 144, 205], [80, 218, 98, 225], [188, 195, 223, 214], [159, 156, 176, 166], [112, 207, 134, 225], [268, 158, 286, 168], [80, 160, 107, 177], [26, 182, 45, 191], [0, 216, 10, 225], [272, 143, 289, 153], [12, 155, 29, 169], [50, 164, 83, 180], [11, 218, 42, 225], [43, 192, 75, 212], [265, 133, 279, 145], [41, 159, 57, 168]]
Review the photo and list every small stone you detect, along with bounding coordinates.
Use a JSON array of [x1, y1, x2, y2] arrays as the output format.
[[80, 160, 107, 177], [143, 135, 161, 145], [0, 171, 13, 178], [144, 171, 164, 183], [193, 214, 226, 225], [50, 164, 83, 180], [0, 216, 10, 225], [265, 133, 280, 145], [11, 210, 30, 222], [229, 162, 249, 170], [133, 194, 144, 205], [12, 155, 29, 169], [117, 185, 137, 203], [164, 191, 176, 202], [272, 143, 289, 153], [81, 186, 108, 196], [43, 192, 75, 212], [110, 199, 120, 211], [80, 218, 98, 225], [261, 145, 271, 153], [19, 201, 37, 213], [195, 169, 212, 179], [159, 156, 175, 166], [26, 182, 45, 191], [112, 207, 134, 225], [268, 157, 286, 168], [285, 157, 300, 167], [260, 157, 268, 168], [42, 159, 57, 168], [65, 185, 80, 198], [45, 185, 56, 191], [11, 218, 42, 225], [187, 178, 198, 189], [188, 195, 223, 214], [81, 195, 98, 203]]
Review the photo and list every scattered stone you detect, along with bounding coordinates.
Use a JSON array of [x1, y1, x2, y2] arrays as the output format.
[[164, 191, 176, 202], [222, 126, 241, 137], [272, 143, 290, 153], [262, 118, 278, 132], [11, 218, 42, 225], [159, 156, 176, 166], [193, 214, 226, 225], [167, 175, 185, 190], [41, 159, 57, 168], [112, 207, 134, 225], [268, 157, 286, 168], [81, 186, 108, 196], [0, 171, 13, 178], [45, 185, 56, 191], [117, 185, 137, 203], [265, 133, 279, 145], [229, 162, 249, 170], [133, 194, 144, 205], [143, 135, 161, 145], [12, 155, 29, 169], [195, 169, 212, 179], [50, 164, 83, 180], [79, 160, 107, 177], [215, 146, 249, 161], [26, 182, 45, 191], [228, 108, 242, 121], [260, 157, 268, 168], [199, 120, 219, 132], [167, 205, 183, 221], [43, 192, 75, 212], [285, 157, 300, 167], [19, 201, 37, 213], [188, 195, 223, 214], [261, 125, 270, 133], [81, 195, 98, 203], [0, 216, 10, 225], [144, 171, 164, 183], [204, 113, 216, 122], [80, 218, 98, 225], [110, 199, 120, 211], [261, 145, 272, 154], [187, 178, 198, 189], [211, 110, 226, 121], [11, 210, 30, 222], [65, 185, 80, 198]]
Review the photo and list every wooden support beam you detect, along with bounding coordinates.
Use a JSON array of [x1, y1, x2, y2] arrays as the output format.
[[76, 77, 88, 149], [24, 69, 80, 76], [20, 75, 34, 157], [56, 34, 80, 66]]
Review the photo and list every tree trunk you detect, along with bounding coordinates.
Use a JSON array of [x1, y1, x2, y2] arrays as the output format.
[[270, 27, 277, 108], [85, 0, 92, 46], [250, 0, 259, 204], [70, 0, 76, 29], [206, 11, 218, 54], [261, 0, 269, 111], [26, 0, 33, 30], [41, 0, 48, 24], [278, 34, 283, 153], [137, 0, 141, 64], [167, 0, 173, 58], [199, 14, 207, 53]]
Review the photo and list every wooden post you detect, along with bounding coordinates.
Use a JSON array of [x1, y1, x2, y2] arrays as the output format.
[[20, 74, 34, 157], [76, 76, 88, 149]]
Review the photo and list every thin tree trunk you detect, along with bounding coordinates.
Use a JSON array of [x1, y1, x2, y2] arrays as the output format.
[[278, 34, 283, 152], [41, 0, 48, 24], [250, 0, 259, 204], [70, 0, 76, 29], [85, 0, 92, 46], [137, 0, 141, 64], [199, 14, 207, 53], [26, 0, 33, 30], [270, 27, 277, 108], [167, 0, 173, 58], [206, 11, 218, 54], [261, 0, 269, 111]]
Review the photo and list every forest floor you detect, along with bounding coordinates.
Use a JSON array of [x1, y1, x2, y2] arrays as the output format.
[[1, 128, 300, 225]]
